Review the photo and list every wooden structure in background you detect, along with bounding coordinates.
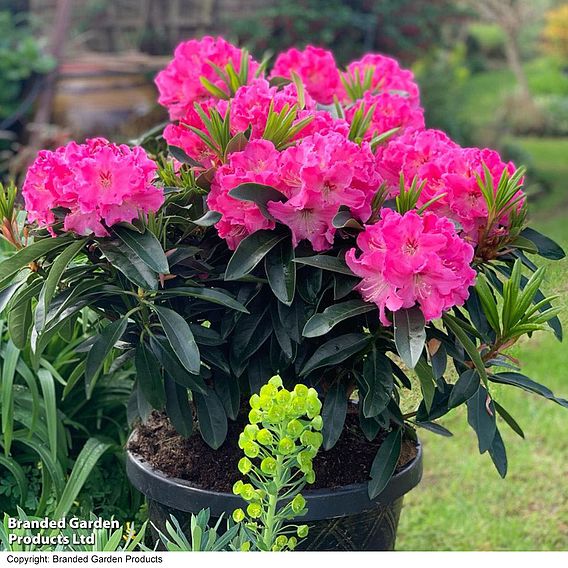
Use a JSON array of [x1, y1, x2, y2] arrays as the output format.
[[30, 0, 268, 53]]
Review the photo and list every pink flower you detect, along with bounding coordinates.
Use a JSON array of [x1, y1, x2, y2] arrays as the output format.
[[344, 91, 425, 141], [346, 208, 476, 325], [207, 139, 283, 249], [342, 53, 421, 106], [156, 36, 260, 120], [270, 46, 341, 105], [23, 138, 162, 237]]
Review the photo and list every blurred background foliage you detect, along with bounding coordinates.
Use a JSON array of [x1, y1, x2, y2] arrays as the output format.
[[0, 0, 567, 550]]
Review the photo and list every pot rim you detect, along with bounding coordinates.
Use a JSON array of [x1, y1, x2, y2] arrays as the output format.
[[126, 432, 423, 521]]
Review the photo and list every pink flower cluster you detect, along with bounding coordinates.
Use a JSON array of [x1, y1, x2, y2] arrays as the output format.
[[207, 132, 380, 251], [155, 36, 259, 120], [346, 209, 476, 324], [23, 138, 162, 237], [377, 129, 523, 243]]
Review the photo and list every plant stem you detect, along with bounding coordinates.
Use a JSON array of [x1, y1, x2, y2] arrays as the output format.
[[262, 451, 284, 549]]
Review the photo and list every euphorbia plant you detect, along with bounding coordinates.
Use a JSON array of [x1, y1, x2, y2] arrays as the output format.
[[0, 36, 566, 501]]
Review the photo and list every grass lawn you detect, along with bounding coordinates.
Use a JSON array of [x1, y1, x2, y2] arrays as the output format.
[[397, 136, 568, 551]]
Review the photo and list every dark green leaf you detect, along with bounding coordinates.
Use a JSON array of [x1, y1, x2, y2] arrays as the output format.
[[322, 382, 347, 450], [359, 347, 393, 418], [154, 306, 200, 375], [225, 230, 286, 281], [415, 421, 453, 437], [229, 183, 287, 220], [488, 427, 507, 478], [8, 288, 33, 350], [493, 400, 525, 439], [164, 375, 193, 438], [448, 369, 480, 408], [85, 317, 128, 397], [193, 210, 222, 227], [490, 372, 568, 408], [414, 357, 436, 411], [168, 145, 202, 167], [265, 239, 296, 305], [368, 428, 402, 499], [293, 255, 356, 276], [135, 343, 165, 409], [214, 373, 240, 421], [520, 227, 565, 260], [114, 227, 169, 275], [160, 287, 248, 312], [0, 234, 74, 286], [394, 306, 426, 369], [466, 385, 496, 453], [194, 389, 228, 449], [303, 299, 375, 338], [99, 240, 158, 290], [300, 333, 370, 376]]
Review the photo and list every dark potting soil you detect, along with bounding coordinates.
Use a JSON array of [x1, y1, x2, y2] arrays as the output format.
[[128, 409, 418, 493]]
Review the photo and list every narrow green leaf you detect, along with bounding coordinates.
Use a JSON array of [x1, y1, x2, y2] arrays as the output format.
[[493, 400, 525, 439], [154, 306, 200, 375], [414, 357, 436, 411], [225, 230, 286, 281], [488, 427, 507, 478], [85, 318, 128, 397], [520, 227, 565, 260], [293, 255, 356, 276], [368, 428, 402, 499], [1, 341, 19, 455], [303, 299, 375, 338], [490, 372, 568, 408], [228, 183, 287, 220], [448, 369, 480, 408], [360, 347, 393, 418], [135, 343, 165, 409], [114, 227, 169, 275], [37, 369, 58, 461], [265, 238, 296, 305], [394, 306, 426, 369], [322, 382, 347, 450], [466, 385, 496, 453], [194, 389, 228, 449], [164, 375, 193, 438]]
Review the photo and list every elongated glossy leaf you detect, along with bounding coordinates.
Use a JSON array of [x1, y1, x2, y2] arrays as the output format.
[[168, 145, 202, 167], [520, 227, 565, 260], [99, 240, 158, 290], [300, 333, 370, 376], [360, 348, 393, 418], [7, 290, 33, 350], [35, 238, 86, 331], [448, 369, 480, 408], [164, 375, 193, 437], [368, 428, 402, 499], [493, 401, 525, 439], [293, 255, 355, 276], [135, 343, 165, 409], [194, 389, 228, 449], [322, 382, 347, 450], [0, 234, 73, 284], [1, 341, 19, 455], [85, 317, 128, 397], [37, 369, 58, 461], [415, 421, 453, 437], [150, 337, 207, 394], [154, 306, 200, 375], [193, 210, 222, 227], [488, 427, 507, 478], [466, 385, 496, 453], [229, 182, 287, 220], [414, 357, 436, 411], [53, 438, 112, 519], [160, 287, 248, 312], [490, 372, 568, 408], [265, 239, 296, 305], [393, 306, 426, 369], [225, 230, 286, 281], [303, 299, 375, 338], [214, 373, 240, 421], [114, 227, 169, 274]]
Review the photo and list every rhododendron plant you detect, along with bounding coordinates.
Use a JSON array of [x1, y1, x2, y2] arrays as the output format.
[[1, 37, 566, 501]]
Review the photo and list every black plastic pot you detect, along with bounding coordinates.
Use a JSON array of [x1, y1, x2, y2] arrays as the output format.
[[126, 437, 423, 551]]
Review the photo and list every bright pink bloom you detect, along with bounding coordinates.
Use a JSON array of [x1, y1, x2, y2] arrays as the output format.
[[23, 138, 161, 237], [342, 53, 421, 106], [346, 208, 476, 325], [207, 139, 283, 249], [156, 36, 260, 120], [344, 91, 425, 141], [270, 46, 341, 105]]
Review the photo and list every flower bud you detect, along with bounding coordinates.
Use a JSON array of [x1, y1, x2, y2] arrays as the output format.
[[247, 502, 262, 518], [268, 375, 283, 388], [288, 536, 298, 549], [294, 384, 309, 397], [260, 383, 278, 399], [297, 525, 309, 538], [286, 419, 303, 438], [243, 424, 259, 440], [243, 441, 260, 458], [240, 483, 255, 501], [311, 415, 323, 431], [233, 480, 244, 495], [248, 409, 263, 424], [232, 508, 245, 522], [250, 393, 261, 409], [305, 469, 316, 484], [276, 389, 291, 406], [275, 535, 288, 547]]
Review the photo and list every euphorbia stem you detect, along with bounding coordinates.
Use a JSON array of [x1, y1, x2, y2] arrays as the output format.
[[262, 452, 284, 549]]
